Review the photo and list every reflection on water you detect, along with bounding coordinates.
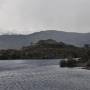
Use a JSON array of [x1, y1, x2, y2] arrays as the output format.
[[0, 59, 60, 65], [0, 59, 61, 71]]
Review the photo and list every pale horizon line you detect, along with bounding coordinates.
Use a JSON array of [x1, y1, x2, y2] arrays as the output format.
[[0, 30, 90, 35]]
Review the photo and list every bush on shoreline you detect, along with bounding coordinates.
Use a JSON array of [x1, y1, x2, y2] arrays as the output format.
[[60, 58, 77, 67]]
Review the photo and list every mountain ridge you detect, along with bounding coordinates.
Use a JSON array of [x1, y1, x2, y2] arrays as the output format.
[[0, 30, 90, 49]]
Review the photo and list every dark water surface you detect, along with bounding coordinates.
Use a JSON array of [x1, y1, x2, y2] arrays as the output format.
[[0, 59, 89, 90]]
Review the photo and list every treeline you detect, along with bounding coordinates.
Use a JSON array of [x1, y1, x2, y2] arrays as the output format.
[[0, 39, 90, 63]]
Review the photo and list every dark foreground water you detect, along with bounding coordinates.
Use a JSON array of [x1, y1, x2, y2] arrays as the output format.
[[0, 59, 89, 90]]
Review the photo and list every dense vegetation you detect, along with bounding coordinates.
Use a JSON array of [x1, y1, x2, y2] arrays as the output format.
[[0, 39, 90, 68], [60, 58, 78, 67]]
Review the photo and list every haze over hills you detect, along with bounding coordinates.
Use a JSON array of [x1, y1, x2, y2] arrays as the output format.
[[0, 30, 90, 49]]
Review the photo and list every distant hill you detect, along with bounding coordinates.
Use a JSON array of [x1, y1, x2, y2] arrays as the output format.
[[0, 30, 90, 49]]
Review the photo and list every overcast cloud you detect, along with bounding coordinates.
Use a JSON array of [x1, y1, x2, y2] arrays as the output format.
[[0, 0, 90, 34]]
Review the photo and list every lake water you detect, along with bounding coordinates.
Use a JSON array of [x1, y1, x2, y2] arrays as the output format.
[[0, 59, 60, 65], [0, 59, 90, 90], [0, 59, 61, 71]]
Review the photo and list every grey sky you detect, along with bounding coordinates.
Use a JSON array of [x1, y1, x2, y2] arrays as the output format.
[[0, 0, 90, 34]]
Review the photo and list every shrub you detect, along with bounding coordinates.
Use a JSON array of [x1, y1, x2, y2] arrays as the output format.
[[66, 59, 77, 67], [60, 58, 77, 67], [60, 60, 67, 67], [86, 60, 90, 67]]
